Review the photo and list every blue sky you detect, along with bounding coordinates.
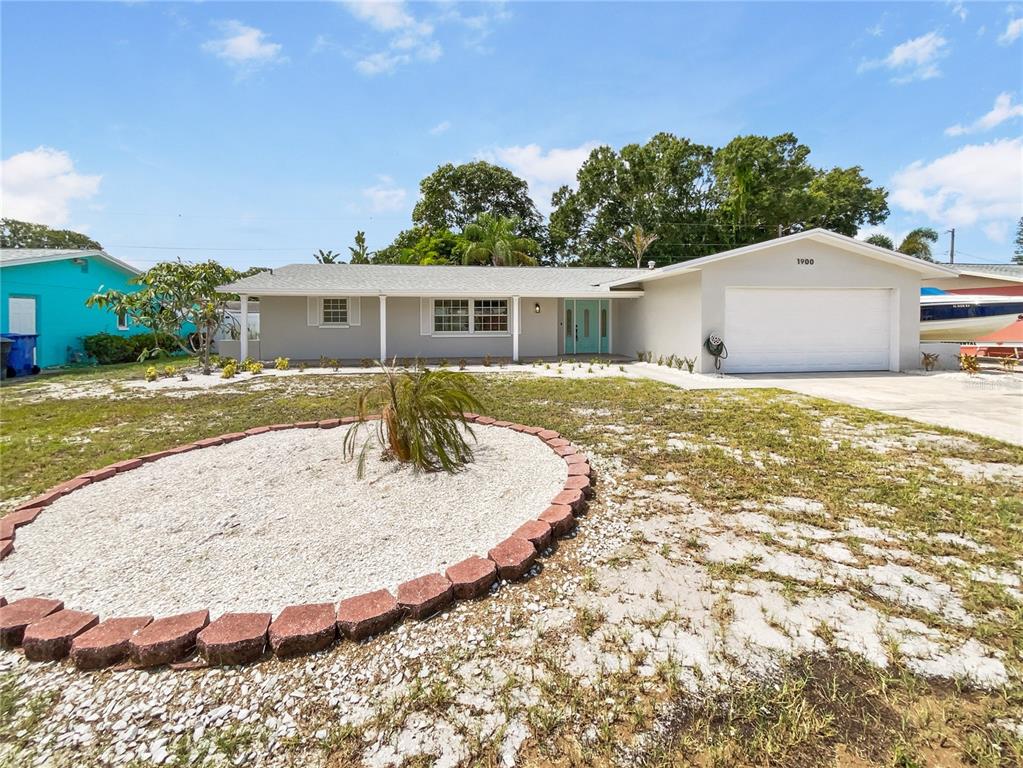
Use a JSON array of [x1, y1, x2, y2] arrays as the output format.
[[2, 1, 1021, 269]]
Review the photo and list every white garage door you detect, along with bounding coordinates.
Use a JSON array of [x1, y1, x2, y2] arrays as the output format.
[[724, 288, 892, 373]]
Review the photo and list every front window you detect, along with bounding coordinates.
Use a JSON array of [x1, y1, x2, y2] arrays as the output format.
[[322, 298, 349, 325], [473, 299, 508, 333], [434, 299, 470, 332]]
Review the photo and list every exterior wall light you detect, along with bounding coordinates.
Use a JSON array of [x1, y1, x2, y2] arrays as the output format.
[[534, 302, 541, 314]]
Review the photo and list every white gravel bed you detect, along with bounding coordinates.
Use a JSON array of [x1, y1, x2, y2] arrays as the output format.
[[0, 424, 567, 617]]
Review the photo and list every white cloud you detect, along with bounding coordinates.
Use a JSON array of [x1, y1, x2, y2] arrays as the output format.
[[355, 51, 409, 75], [998, 17, 1023, 44], [0, 147, 101, 226], [859, 31, 948, 82], [983, 221, 1010, 242], [202, 20, 285, 72], [429, 120, 451, 135], [344, 1, 440, 75], [362, 175, 407, 212], [890, 139, 1023, 239], [946, 92, 1023, 135], [948, 1, 967, 22], [478, 141, 601, 214], [344, 1, 419, 32]]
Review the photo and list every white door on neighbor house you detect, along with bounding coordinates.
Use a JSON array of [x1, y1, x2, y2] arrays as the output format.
[[8, 296, 37, 335], [723, 288, 892, 373]]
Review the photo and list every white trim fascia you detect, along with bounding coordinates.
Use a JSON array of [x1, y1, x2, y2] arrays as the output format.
[[605, 229, 960, 288], [0, 249, 142, 276], [221, 288, 646, 298], [951, 269, 1023, 284]]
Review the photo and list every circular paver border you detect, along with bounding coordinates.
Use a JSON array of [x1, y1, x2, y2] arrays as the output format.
[[0, 413, 594, 670]]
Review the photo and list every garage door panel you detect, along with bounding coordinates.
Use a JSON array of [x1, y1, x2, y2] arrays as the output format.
[[724, 288, 891, 373]]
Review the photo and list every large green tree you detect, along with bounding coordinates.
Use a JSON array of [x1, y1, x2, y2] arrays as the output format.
[[865, 228, 939, 262], [460, 215, 539, 266], [412, 161, 544, 244], [549, 133, 889, 266], [348, 231, 371, 264], [1, 218, 103, 250]]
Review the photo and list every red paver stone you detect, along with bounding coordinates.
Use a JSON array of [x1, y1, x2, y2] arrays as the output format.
[[129, 610, 209, 667], [339, 415, 359, 424], [493, 420, 513, 428], [295, 421, 319, 429], [55, 477, 91, 494], [475, 416, 496, 425], [445, 556, 497, 599], [513, 519, 553, 550], [564, 474, 593, 496], [3, 507, 42, 530], [552, 488, 586, 513], [269, 603, 337, 657], [488, 537, 537, 581], [0, 519, 13, 541], [553, 445, 577, 457], [566, 462, 591, 477], [462, 412, 480, 422], [219, 432, 247, 443], [111, 458, 143, 472], [83, 467, 117, 482], [23, 609, 99, 661], [538, 429, 560, 440], [521, 426, 543, 435], [193, 437, 224, 448], [268, 423, 293, 431], [396, 574, 454, 619], [318, 418, 341, 429], [508, 423, 529, 432], [139, 449, 176, 462], [337, 589, 404, 640], [16, 490, 63, 511], [0, 598, 64, 648], [546, 437, 571, 448], [167, 444, 198, 456], [539, 504, 575, 537], [197, 612, 271, 665], [70, 616, 153, 670], [564, 453, 589, 466], [245, 426, 271, 435], [0, 540, 12, 560]]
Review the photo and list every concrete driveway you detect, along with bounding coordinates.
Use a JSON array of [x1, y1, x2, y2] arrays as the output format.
[[630, 365, 1023, 446]]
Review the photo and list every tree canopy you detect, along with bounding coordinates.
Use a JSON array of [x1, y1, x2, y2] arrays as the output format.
[[460, 215, 539, 266], [412, 161, 544, 245], [549, 132, 889, 266], [865, 228, 939, 262], [1014, 217, 1023, 265], [1, 218, 103, 250]]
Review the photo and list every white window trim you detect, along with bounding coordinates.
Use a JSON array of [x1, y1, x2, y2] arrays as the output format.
[[430, 297, 511, 337], [116, 309, 130, 331], [321, 297, 350, 327], [307, 296, 361, 328]]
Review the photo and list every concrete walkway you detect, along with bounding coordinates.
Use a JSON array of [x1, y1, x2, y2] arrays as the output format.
[[629, 364, 1023, 446]]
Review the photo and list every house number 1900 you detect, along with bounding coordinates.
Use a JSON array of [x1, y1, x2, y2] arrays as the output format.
[[796, 258, 815, 265]]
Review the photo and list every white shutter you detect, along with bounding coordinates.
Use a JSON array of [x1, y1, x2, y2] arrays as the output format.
[[348, 297, 361, 326], [307, 297, 321, 327], [420, 298, 432, 336]]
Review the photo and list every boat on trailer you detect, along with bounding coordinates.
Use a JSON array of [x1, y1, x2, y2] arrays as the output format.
[[920, 289, 1023, 341]]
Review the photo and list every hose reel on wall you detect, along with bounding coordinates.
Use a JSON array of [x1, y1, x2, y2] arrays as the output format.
[[704, 334, 728, 371]]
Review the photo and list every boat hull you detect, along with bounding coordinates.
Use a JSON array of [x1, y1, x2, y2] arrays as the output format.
[[921, 313, 1023, 342]]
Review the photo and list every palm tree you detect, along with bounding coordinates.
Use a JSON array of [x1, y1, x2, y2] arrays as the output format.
[[865, 228, 939, 262], [314, 249, 341, 264], [459, 215, 539, 266], [348, 232, 371, 264], [616, 224, 660, 268]]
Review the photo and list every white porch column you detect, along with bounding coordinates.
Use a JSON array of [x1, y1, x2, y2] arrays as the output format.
[[512, 295, 520, 362], [239, 295, 249, 361], [379, 295, 387, 362]]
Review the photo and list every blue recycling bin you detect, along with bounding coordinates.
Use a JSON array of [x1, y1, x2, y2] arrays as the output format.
[[3, 333, 40, 377]]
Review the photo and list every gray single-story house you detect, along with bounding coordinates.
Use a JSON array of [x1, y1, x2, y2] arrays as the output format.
[[220, 229, 957, 374]]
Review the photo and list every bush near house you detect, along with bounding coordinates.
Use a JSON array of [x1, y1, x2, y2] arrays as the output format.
[[82, 332, 181, 365]]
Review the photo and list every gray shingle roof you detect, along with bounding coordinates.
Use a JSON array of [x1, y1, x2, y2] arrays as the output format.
[[950, 263, 1023, 281], [220, 264, 650, 297], [0, 248, 140, 275]]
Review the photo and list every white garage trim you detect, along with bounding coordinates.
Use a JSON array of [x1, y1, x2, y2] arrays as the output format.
[[723, 287, 897, 373]]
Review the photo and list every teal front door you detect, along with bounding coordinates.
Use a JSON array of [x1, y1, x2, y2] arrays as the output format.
[[565, 299, 609, 354]]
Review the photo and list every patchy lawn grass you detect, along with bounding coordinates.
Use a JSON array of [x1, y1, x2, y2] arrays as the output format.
[[1, 367, 1021, 767]]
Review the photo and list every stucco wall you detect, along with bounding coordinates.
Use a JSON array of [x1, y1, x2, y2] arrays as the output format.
[[0, 256, 144, 368], [258, 295, 559, 361], [696, 239, 921, 373], [613, 273, 702, 363]]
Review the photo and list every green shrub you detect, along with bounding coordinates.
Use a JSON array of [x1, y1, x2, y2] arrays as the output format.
[[145, 366, 158, 382], [221, 361, 237, 379], [245, 360, 264, 374], [83, 332, 180, 364], [162, 365, 175, 378], [275, 357, 290, 370], [343, 363, 483, 477]]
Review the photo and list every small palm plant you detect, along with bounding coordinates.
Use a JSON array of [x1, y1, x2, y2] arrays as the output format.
[[343, 362, 483, 477]]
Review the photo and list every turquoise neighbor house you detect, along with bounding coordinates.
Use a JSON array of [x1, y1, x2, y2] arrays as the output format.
[[0, 248, 143, 368]]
